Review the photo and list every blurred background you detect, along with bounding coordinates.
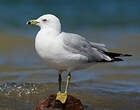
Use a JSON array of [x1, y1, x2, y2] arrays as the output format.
[[0, 0, 140, 110]]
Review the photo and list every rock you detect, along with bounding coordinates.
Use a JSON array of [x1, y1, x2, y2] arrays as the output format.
[[35, 94, 84, 110]]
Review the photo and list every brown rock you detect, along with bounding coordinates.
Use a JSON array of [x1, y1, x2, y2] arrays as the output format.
[[35, 94, 84, 110]]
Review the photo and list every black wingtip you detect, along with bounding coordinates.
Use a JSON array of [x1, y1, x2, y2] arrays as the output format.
[[122, 54, 132, 57], [104, 51, 132, 57]]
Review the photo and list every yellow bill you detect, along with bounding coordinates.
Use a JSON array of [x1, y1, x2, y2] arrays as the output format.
[[26, 20, 39, 24]]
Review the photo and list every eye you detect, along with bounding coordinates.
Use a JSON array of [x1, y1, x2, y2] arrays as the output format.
[[42, 19, 47, 22]]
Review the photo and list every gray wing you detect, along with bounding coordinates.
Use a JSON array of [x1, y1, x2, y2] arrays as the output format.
[[89, 42, 108, 51], [60, 32, 111, 62]]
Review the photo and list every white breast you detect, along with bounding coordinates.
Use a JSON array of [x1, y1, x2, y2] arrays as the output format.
[[35, 30, 71, 69]]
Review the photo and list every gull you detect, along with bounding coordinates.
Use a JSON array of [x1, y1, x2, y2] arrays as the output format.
[[27, 14, 131, 104]]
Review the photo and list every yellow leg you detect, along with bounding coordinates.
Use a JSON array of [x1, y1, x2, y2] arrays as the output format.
[[56, 73, 71, 104], [65, 73, 71, 94]]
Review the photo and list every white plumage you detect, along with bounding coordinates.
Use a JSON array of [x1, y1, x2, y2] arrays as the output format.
[[27, 14, 130, 73]]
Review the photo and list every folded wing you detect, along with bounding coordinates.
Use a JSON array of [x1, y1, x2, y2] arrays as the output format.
[[60, 32, 132, 63], [60, 32, 112, 62]]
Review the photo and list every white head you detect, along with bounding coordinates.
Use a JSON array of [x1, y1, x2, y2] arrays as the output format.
[[27, 14, 61, 33]]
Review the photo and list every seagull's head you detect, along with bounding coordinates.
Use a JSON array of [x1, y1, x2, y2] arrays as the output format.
[[27, 14, 61, 32]]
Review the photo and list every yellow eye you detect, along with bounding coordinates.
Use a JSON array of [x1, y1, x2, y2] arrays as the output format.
[[43, 19, 47, 21]]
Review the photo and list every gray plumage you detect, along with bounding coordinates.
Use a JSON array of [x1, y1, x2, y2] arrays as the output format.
[[60, 32, 112, 62]]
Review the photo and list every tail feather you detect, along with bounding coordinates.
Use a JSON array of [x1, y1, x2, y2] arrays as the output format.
[[97, 57, 123, 62], [111, 58, 123, 62]]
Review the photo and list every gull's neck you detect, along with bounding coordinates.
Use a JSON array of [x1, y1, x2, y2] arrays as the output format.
[[39, 26, 61, 37], [40, 21, 61, 35]]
